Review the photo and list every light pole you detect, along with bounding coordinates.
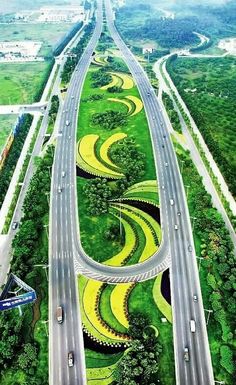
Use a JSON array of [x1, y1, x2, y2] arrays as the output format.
[[119, 199, 122, 243], [43, 224, 49, 240], [34, 264, 49, 281], [196, 255, 204, 272], [180, 159, 184, 174], [214, 381, 225, 384], [190, 215, 197, 232], [45, 192, 50, 206], [204, 309, 213, 325], [41, 320, 49, 337], [184, 184, 190, 200]]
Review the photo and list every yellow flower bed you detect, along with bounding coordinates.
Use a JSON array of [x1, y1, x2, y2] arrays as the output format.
[[107, 97, 133, 114], [126, 95, 143, 116], [103, 215, 136, 266], [100, 74, 119, 90], [77, 142, 114, 178], [153, 273, 172, 323], [110, 283, 134, 328], [79, 134, 124, 178], [99, 132, 127, 170], [114, 73, 134, 90], [83, 278, 129, 342], [112, 204, 160, 263]]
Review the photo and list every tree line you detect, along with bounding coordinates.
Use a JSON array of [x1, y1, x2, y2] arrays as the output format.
[[0, 147, 53, 385], [0, 114, 33, 210]]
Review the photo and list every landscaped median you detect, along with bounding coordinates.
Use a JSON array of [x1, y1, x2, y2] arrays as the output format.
[[75, 30, 176, 384]]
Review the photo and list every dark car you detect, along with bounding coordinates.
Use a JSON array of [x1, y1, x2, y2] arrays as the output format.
[[68, 351, 74, 367], [12, 221, 18, 230]]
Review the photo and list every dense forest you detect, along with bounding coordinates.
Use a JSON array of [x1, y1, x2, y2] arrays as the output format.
[[167, 56, 236, 198]]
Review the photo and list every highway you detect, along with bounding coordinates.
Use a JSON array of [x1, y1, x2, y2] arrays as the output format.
[[48, 2, 103, 385], [49, 0, 214, 384], [104, 0, 215, 384]]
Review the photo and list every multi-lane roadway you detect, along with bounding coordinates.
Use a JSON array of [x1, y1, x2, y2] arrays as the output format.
[[49, 0, 214, 384]]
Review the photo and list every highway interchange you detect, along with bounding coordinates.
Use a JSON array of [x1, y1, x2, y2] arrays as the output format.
[[47, 0, 215, 384]]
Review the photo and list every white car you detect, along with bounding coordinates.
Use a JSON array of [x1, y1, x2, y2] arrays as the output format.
[[174, 224, 178, 230]]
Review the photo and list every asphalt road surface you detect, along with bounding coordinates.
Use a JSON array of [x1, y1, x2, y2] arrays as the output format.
[[49, 0, 215, 384]]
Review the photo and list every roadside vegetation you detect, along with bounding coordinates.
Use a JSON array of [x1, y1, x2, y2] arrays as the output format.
[[168, 56, 236, 199], [174, 140, 236, 384], [0, 115, 17, 153], [162, 92, 182, 134], [0, 114, 33, 210], [0, 146, 53, 385]]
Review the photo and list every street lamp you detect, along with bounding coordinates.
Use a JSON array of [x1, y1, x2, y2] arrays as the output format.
[[204, 309, 213, 326], [196, 255, 204, 272], [190, 215, 197, 232], [34, 264, 49, 281], [180, 159, 184, 174], [43, 224, 49, 240], [41, 320, 49, 337], [214, 381, 225, 384], [184, 185, 190, 200]]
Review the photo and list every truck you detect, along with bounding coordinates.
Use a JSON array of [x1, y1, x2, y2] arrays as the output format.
[[184, 347, 189, 362], [66, 120, 70, 126], [56, 306, 63, 323], [190, 319, 196, 333], [68, 351, 74, 367]]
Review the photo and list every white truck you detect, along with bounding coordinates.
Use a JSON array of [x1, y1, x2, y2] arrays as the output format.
[[190, 319, 196, 333]]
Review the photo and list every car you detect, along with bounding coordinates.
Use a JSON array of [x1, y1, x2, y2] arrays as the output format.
[[147, 92, 150, 96], [162, 144, 164, 148], [68, 136, 71, 139], [58, 186, 62, 193], [66, 120, 70, 126], [193, 294, 198, 302], [188, 245, 192, 252], [71, 95, 74, 99], [161, 185, 165, 189], [163, 135, 166, 138], [177, 211, 181, 216], [184, 347, 189, 362], [170, 199, 174, 206], [12, 221, 18, 230], [174, 224, 178, 230], [62, 171, 66, 178], [68, 351, 74, 367], [75, 107, 77, 111], [165, 162, 168, 167], [153, 116, 155, 120]]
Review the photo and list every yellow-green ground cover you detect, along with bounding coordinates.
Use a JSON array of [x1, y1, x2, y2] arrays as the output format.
[[0, 115, 17, 153]]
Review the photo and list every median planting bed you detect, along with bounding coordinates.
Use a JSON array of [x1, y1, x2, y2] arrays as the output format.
[[76, 31, 175, 385]]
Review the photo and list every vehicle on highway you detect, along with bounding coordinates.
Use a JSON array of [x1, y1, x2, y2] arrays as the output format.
[[147, 91, 150, 96], [161, 185, 165, 189], [163, 134, 166, 138], [68, 351, 74, 367], [62, 171, 66, 178], [68, 136, 71, 139], [153, 116, 155, 119], [58, 186, 62, 193], [188, 245, 192, 252], [177, 211, 181, 216], [71, 96, 74, 99], [190, 319, 196, 332], [193, 294, 198, 302], [12, 221, 18, 230], [56, 306, 63, 324], [170, 199, 174, 206], [165, 162, 168, 167], [174, 224, 178, 230], [66, 120, 70, 126], [184, 347, 190, 361]]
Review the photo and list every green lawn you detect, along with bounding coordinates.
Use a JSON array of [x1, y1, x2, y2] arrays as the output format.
[[129, 279, 175, 385], [0, 115, 17, 153], [86, 349, 123, 369], [0, 61, 51, 104]]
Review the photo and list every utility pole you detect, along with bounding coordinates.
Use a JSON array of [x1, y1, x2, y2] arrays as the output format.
[[204, 308, 213, 325]]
